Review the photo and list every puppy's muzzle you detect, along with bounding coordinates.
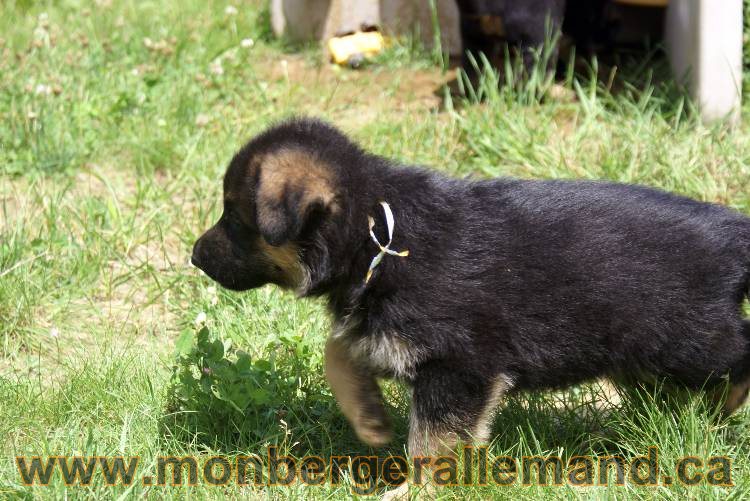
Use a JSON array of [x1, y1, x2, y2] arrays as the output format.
[[190, 252, 202, 269]]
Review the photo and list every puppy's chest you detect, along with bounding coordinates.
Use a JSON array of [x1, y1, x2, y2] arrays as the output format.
[[333, 321, 424, 380]]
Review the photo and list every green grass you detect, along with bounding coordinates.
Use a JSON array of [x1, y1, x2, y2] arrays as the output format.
[[2, 0, 750, 498]]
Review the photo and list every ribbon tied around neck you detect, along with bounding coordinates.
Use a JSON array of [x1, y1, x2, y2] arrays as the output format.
[[365, 201, 409, 284]]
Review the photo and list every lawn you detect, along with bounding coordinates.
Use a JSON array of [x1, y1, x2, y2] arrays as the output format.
[[2, 0, 750, 499]]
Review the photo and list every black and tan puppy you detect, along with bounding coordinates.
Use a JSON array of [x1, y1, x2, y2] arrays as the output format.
[[192, 118, 750, 462], [456, 0, 611, 77]]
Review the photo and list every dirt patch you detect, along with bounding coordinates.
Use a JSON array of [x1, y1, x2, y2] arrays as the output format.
[[0, 167, 188, 379], [256, 53, 451, 124]]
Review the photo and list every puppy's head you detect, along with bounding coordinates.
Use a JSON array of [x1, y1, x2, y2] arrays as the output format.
[[191, 140, 338, 293]]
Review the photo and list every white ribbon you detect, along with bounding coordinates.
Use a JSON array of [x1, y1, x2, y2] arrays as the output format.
[[365, 201, 409, 284]]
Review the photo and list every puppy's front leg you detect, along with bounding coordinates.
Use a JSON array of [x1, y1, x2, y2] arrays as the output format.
[[324, 336, 392, 447], [410, 362, 511, 454], [383, 363, 512, 499]]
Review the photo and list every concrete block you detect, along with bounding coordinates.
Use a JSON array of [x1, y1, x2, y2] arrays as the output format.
[[270, 0, 462, 55], [270, 0, 744, 124], [665, 0, 743, 124]]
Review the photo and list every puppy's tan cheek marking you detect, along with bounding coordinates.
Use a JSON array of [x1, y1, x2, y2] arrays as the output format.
[[324, 337, 392, 448], [257, 239, 308, 289]]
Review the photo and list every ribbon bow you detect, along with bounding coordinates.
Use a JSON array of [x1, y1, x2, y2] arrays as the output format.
[[365, 201, 409, 284]]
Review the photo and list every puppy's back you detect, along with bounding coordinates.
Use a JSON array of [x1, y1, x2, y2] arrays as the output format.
[[449, 178, 750, 388]]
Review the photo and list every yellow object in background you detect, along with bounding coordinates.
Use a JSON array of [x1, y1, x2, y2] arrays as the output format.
[[327, 31, 385, 67]]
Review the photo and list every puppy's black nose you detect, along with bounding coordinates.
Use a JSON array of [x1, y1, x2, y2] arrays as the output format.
[[191, 245, 203, 269], [192, 235, 208, 270]]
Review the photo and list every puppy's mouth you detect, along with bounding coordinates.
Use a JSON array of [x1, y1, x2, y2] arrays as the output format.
[[190, 252, 204, 270], [191, 254, 267, 291]]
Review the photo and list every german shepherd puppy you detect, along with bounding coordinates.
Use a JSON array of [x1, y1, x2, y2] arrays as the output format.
[[192, 118, 750, 461], [455, 0, 611, 76]]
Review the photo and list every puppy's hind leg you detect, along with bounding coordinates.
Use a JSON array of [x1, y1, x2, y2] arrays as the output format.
[[724, 320, 750, 415], [324, 337, 392, 447]]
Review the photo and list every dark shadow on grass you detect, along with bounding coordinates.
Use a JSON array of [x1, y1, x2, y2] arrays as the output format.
[[158, 373, 412, 492], [159, 312, 745, 489], [159, 372, 409, 457], [489, 378, 736, 460], [160, 368, 749, 496], [436, 44, 693, 125], [161, 370, 618, 457], [490, 385, 623, 457]]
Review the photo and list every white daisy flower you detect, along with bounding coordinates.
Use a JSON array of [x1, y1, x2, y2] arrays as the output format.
[[194, 311, 207, 327]]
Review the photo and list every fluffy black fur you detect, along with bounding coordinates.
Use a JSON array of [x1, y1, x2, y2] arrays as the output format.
[[193, 118, 750, 450]]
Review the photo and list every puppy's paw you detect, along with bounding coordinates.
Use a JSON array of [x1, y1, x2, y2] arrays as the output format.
[[547, 83, 577, 103], [381, 482, 409, 501], [355, 415, 392, 447]]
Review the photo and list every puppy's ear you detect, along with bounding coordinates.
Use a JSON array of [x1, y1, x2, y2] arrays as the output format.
[[255, 149, 336, 246]]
